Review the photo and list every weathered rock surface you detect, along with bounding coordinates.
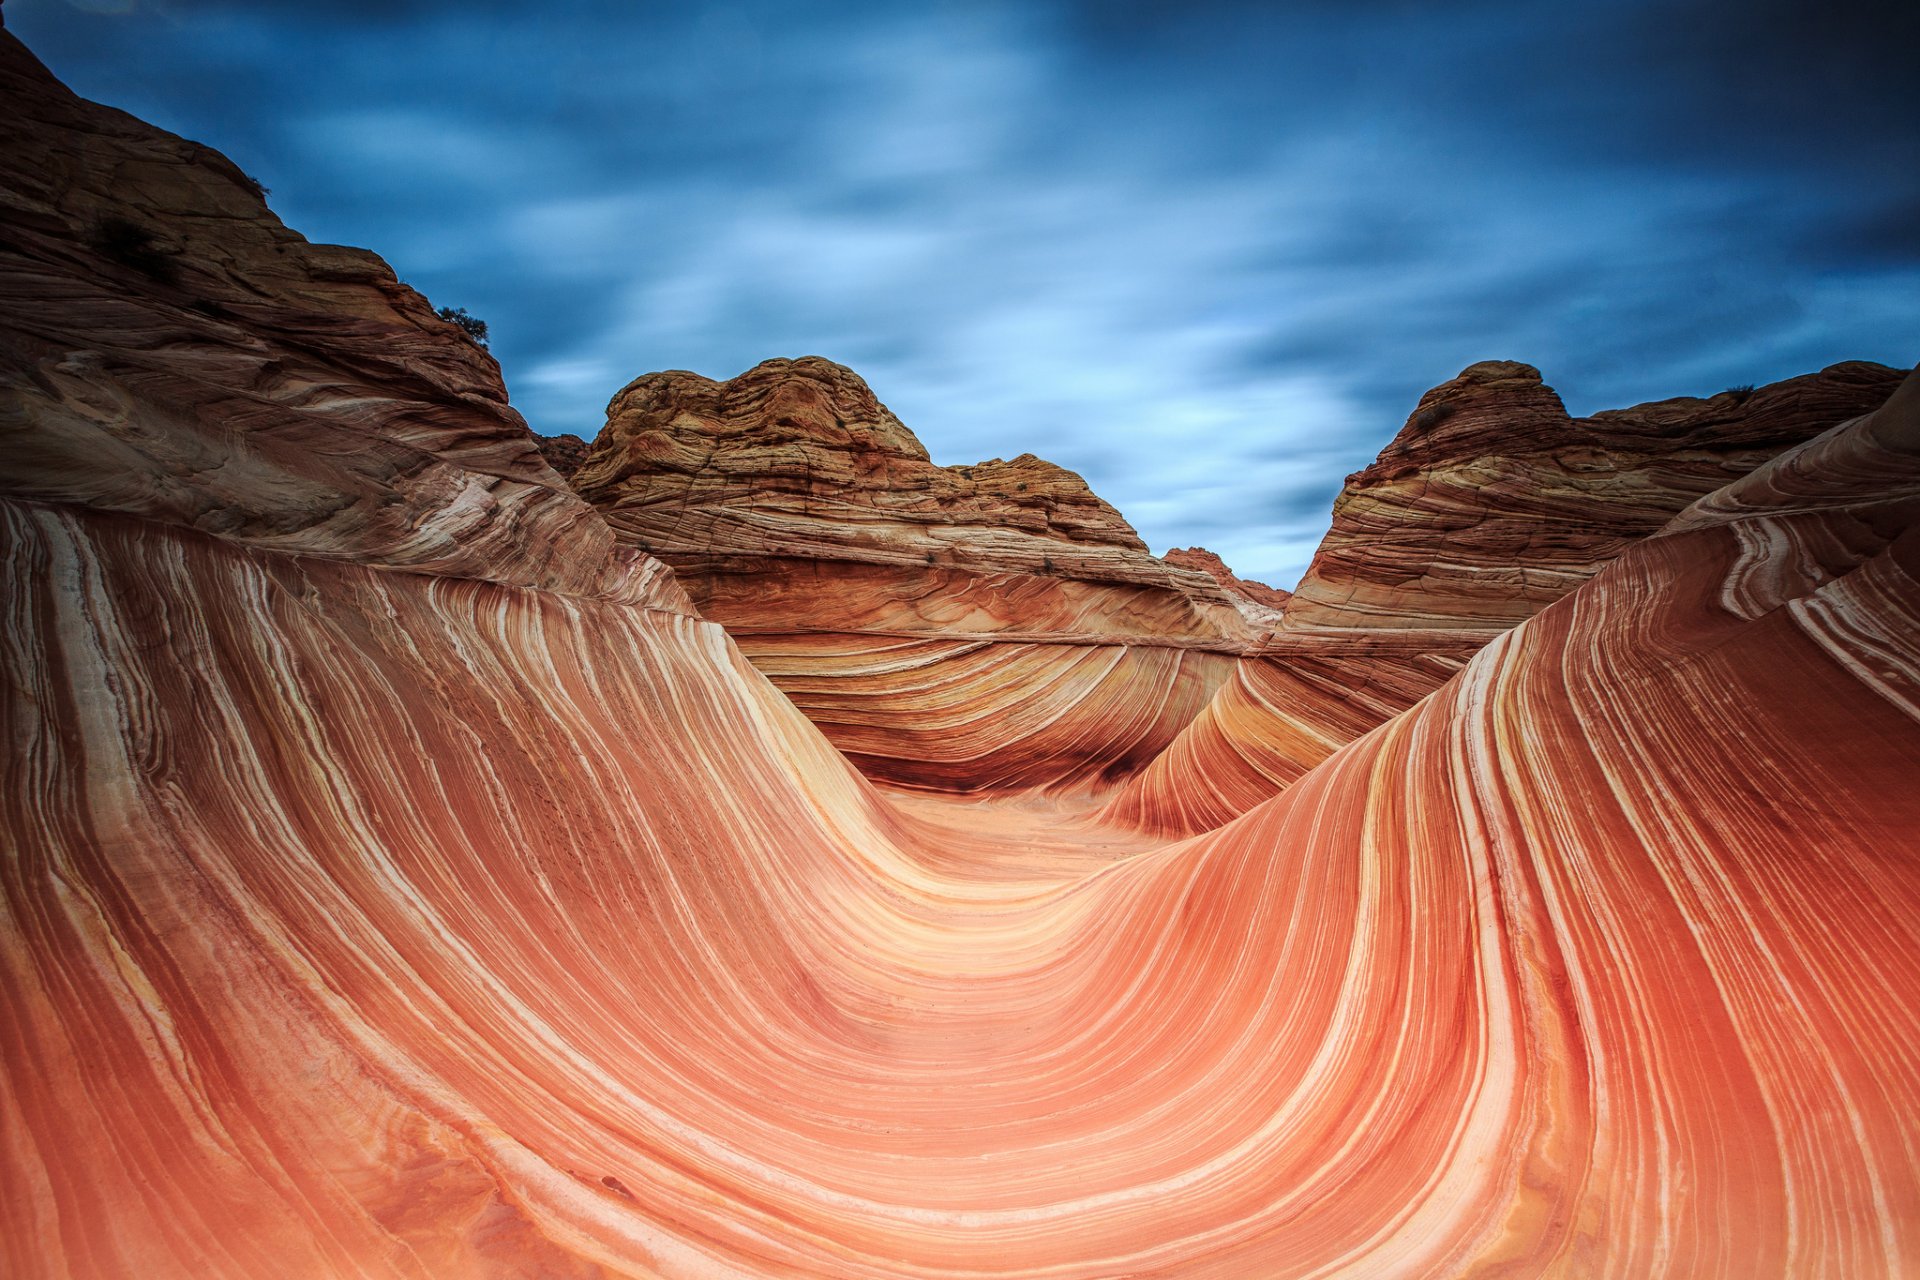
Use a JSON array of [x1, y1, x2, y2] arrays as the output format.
[[1105, 357, 1906, 834], [0, 29, 685, 612], [534, 430, 593, 477], [567, 356, 1264, 789], [1163, 544, 1292, 612], [9, 27, 1920, 1279], [575, 357, 1253, 638], [1287, 357, 1905, 632], [12, 356, 1920, 1275]]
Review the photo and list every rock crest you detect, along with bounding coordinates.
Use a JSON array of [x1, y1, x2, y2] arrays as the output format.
[[0, 29, 686, 612]]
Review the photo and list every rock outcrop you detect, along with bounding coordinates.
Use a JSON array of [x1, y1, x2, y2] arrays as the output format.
[[0, 28, 685, 613], [574, 357, 1256, 640], [1286, 358, 1905, 631], [1162, 544, 1293, 612], [1104, 358, 1906, 833], [566, 357, 1267, 790], [533, 430, 592, 477], [9, 26, 1920, 1279]]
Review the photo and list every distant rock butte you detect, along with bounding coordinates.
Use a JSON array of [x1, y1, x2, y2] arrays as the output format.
[[572, 357, 1260, 644], [534, 430, 593, 477], [564, 357, 1271, 790], [1162, 545, 1292, 612], [1285, 357, 1906, 633]]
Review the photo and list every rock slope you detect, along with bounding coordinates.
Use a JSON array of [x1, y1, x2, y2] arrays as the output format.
[[8, 25, 1920, 1279], [1287, 357, 1905, 631], [0, 28, 684, 613], [1105, 357, 1905, 834]]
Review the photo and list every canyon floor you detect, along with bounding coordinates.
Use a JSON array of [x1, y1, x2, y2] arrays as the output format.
[[5, 19, 1920, 1280]]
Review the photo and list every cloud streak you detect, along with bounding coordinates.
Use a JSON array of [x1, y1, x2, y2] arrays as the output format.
[[13, 0, 1915, 585]]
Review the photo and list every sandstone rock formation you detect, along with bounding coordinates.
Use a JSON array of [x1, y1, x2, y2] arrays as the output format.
[[534, 430, 593, 477], [574, 358, 1257, 640], [0, 29, 684, 613], [1162, 544, 1293, 612], [1104, 357, 1906, 834], [565, 357, 1267, 790], [8, 24, 1920, 1280], [1286, 357, 1905, 632]]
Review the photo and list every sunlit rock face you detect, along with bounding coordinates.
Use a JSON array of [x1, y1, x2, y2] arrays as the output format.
[[8, 24, 1920, 1280], [1105, 357, 1906, 835], [567, 357, 1266, 790]]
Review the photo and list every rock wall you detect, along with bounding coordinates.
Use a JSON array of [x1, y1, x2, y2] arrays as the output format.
[[0, 30, 684, 613]]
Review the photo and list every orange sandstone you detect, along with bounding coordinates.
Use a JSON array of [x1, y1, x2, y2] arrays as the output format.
[[566, 356, 1266, 790], [6, 23, 1920, 1280], [1105, 356, 1905, 834]]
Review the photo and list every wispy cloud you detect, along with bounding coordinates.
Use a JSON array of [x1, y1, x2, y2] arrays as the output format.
[[14, 0, 1915, 585]]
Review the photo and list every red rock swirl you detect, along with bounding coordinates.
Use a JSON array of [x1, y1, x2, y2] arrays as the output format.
[[730, 630, 1239, 793], [5, 375, 1919, 1277], [1100, 359, 1906, 836], [5, 24, 1920, 1276]]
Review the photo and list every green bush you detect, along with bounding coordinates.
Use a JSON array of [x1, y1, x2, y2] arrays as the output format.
[[436, 305, 489, 347]]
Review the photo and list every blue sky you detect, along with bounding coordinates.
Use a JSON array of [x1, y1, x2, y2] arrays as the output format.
[[13, 0, 1916, 586]]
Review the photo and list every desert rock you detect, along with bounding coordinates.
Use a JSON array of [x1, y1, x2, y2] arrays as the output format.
[[0, 29, 684, 612], [7, 26, 1920, 1279], [567, 356, 1268, 789], [1105, 358, 1904, 833]]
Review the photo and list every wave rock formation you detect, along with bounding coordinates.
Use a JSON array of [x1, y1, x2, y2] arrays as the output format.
[[6, 24, 1920, 1280], [1103, 357, 1905, 834], [557, 357, 1276, 792]]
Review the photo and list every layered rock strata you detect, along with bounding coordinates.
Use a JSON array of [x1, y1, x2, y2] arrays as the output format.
[[0, 30, 684, 613], [1105, 357, 1905, 834], [9, 28, 1920, 1278], [12, 345, 1920, 1275], [1162, 544, 1292, 612], [566, 358, 1265, 790], [1286, 358, 1905, 631]]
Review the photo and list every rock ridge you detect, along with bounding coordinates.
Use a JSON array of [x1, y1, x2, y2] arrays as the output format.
[[1102, 356, 1906, 833], [1286, 357, 1904, 633], [571, 356, 1238, 603], [0, 28, 687, 613], [554, 355, 1279, 789]]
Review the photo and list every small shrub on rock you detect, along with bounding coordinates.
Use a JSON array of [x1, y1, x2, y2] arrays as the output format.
[[436, 306, 489, 348]]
